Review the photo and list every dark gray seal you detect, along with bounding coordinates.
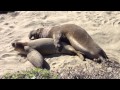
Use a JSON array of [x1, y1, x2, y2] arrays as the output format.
[[29, 24, 108, 63], [12, 38, 84, 68], [12, 38, 83, 58]]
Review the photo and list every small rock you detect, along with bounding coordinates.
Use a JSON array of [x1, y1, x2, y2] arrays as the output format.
[[107, 67, 112, 72]]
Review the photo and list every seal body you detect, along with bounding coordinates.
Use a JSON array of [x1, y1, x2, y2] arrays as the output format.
[[29, 24, 108, 62], [12, 38, 84, 68], [27, 38, 76, 55], [12, 38, 83, 58]]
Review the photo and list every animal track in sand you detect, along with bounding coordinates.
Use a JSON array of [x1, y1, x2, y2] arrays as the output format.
[[52, 62, 57, 65], [0, 28, 3, 31], [4, 23, 9, 25], [0, 53, 17, 59], [9, 26, 14, 28], [0, 17, 5, 21], [42, 15, 48, 19], [112, 19, 120, 26]]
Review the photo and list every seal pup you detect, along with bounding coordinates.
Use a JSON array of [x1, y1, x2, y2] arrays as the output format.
[[12, 38, 84, 68], [12, 38, 84, 58], [29, 24, 108, 63]]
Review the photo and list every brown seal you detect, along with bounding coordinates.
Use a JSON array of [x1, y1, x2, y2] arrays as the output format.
[[29, 24, 108, 63], [12, 38, 84, 68]]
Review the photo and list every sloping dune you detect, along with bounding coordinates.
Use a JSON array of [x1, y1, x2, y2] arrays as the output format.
[[0, 11, 120, 78]]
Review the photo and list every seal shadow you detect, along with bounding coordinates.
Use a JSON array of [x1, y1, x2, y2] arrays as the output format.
[[43, 60, 50, 70]]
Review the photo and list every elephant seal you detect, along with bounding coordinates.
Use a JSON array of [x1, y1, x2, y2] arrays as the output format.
[[12, 38, 84, 68], [12, 38, 83, 58], [29, 24, 108, 63]]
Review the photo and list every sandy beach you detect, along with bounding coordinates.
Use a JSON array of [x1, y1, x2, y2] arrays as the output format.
[[0, 11, 120, 78]]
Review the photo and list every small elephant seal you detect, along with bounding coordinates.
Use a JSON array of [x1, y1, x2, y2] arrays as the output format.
[[12, 38, 84, 67], [24, 46, 44, 68], [12, 38, 83, 57], [29, 24, 108, 63]]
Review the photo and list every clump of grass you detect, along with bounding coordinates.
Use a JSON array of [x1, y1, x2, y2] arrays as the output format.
[[2, 68, 58, 79]]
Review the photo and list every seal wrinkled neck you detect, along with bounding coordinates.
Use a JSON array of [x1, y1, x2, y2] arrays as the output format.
[[37, 28, 44, 38], [41, 27, 51, 38]]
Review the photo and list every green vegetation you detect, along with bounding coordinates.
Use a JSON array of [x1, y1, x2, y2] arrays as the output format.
[[2, 68, 58, 79]]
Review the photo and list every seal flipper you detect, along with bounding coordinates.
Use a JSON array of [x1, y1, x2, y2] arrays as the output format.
[[100, 49, 109, 59], [52, 31, 63, 52], [24, 46, 44, 68], [62, 42, 85, 61]]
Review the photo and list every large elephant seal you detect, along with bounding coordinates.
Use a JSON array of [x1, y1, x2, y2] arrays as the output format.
[[29, 24, 108, 62], [12, 38, 84, 68]]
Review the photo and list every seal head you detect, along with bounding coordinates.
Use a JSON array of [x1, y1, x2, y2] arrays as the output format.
[[29, 28, 44, 40]]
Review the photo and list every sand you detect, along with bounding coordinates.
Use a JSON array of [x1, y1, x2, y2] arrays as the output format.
[[0, 11, 120, 77]]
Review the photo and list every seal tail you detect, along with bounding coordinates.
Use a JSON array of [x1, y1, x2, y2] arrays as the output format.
[[96, 49, 109, 63], [99, 49, 109, 59]]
